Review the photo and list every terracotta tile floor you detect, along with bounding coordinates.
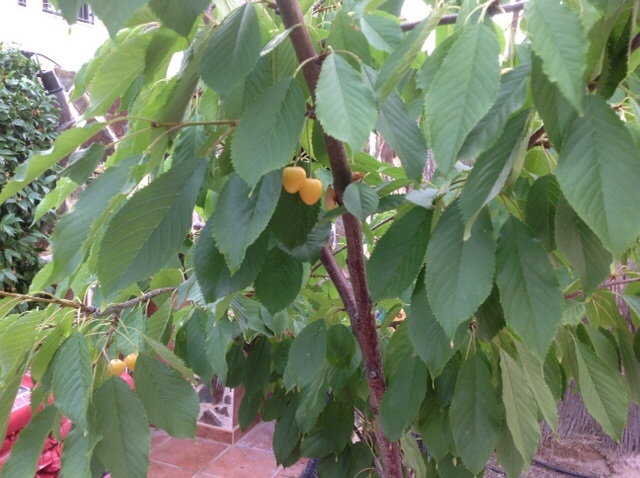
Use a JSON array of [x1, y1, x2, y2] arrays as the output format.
[[147, 422, 308, 478]]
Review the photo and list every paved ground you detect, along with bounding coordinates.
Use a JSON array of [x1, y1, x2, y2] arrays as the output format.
[[148, 421, 307, 478]]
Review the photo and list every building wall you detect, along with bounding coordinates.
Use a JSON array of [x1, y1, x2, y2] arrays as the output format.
[[0, 0, 109, 71]]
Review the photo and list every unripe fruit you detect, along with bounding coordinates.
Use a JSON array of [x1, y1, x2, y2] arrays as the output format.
[[107, 359, 125, 377], [299, 178, 323, 205], [124, 353, 138, 371], [282, 166, 307, 193]]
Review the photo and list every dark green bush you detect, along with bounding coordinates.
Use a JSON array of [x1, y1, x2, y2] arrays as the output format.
[[0, 49, 59, 294]]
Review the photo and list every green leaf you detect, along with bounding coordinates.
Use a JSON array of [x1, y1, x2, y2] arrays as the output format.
[[0, 311, 41, 380], [376, 12, 443, 100], [502, 350, 540, 468], [459, 109, 530, 224], [231, 78, 306, 187], [60, 425, 95, 478], [326, 324, 356, 370], [574, 339, 629, 440], [97, 158, 206, 296], [525, 174, 561, 251], [49, 155, 141, 286], [58, 0, 83, 24], [34, 177, 78, 223], [459, 63, 531, 159], [0, 371, 27, 441], [199, 3, 262, 95], [416, 31, 460, 95], [241, 336, 271, 395], [379, 345, 428, 441], [205, 319, 235, 384], [0, 123, 105, 205], [516, 343, 559, 435], [495, 426, 525, 478], [376, 92, 429, 182], [450, 354, 501, 475], [417, 394, 454, 461], [254, 248, 303, 314], [211, 171, 281, 273], [359, 12, 402, 53], [426, 202, 495, 336], [316, 55, 377, 151], [530, 54, 576, 150], [62, 143, 106, 184], [260, 26, 297, 57], [90, 0, 149, 38], [408, 280, 466, 378], [425, 23, 501, 174], [31, 327, 64, 382], [134, 353, 199, 438], [555, 196, 612, 294], [145, 336, 195, 380], [524, 0, 587, 112], [270, 191, 320, 249], [195, 220, 268, 303], [84, 33, 149, 118], [300, 397, 354, 457], [273, 399, 301, 464], [283, 221, 331, 263], [149, 0, 209, 36], [343, 182, 379, 220], [52, 332, 92, 429], [556, 95, 640, 256], [93, 377, 151, 478], [326, 11, 372, 65], [184, 311, 214, 384], [0, 406, 56, 478], [367, 207, 432, 301], [283, 320, 327, 390], [496, 218, 564, 359]]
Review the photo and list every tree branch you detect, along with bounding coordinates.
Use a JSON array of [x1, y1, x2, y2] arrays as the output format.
[[0, 287, 176, 318], [0, 290, 93, 313], [275, 0, 403, 475], [97, 287, 176, 317], [401, 0, 527, 31], [320, 246, 358, 320]]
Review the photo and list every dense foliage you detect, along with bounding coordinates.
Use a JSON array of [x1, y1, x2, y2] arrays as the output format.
[[0, 49, 59, 295], [2, 0, 640, 477]]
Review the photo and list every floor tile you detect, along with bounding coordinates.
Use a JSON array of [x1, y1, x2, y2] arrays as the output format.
[[150, 427, 171, 450], [236, 421, 276, 451], [203, 445, 280, 478], [148, 460, 197, 478], [276, 461, 308, 477], [150, 437, 229, 471]]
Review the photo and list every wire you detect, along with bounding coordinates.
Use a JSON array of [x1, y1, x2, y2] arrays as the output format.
[[531, 459, 595, 478]]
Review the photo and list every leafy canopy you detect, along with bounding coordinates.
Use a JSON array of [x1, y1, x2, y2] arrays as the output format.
[[2, 0, 640, 477]]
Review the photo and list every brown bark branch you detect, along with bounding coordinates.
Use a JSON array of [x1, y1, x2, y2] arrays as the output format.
[[401, 0, 527, 31], [98, 287, 176, 317], [275, 0, 403, 475], [320, 246, 358, 320], [0, 287, 176, 318]]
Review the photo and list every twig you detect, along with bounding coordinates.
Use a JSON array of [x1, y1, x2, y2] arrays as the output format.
[[0, 290, 93, 314], [401, 0, 527, 31], [0, 287, 176, 318], [320, 246, 358, 322], [310, 215, 396, 275], [563, 276, 640, 300], [601, 276, 640, 289], [97, 287, 176, 317]]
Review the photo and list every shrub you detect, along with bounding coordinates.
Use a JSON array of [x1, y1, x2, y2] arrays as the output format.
[[0, 48, 59, 294]]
